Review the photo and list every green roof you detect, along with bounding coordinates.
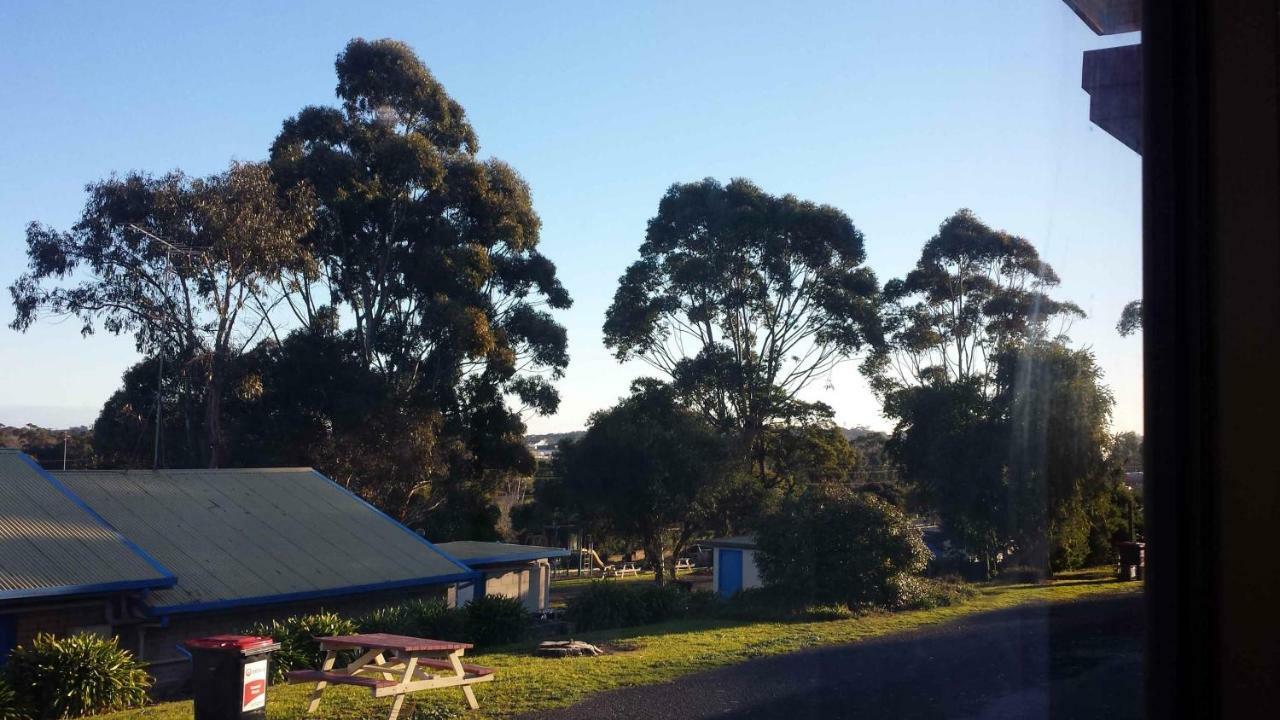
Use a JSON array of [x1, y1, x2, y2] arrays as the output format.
[[53, 467, 473, 614], [1, 451, 174, 602]]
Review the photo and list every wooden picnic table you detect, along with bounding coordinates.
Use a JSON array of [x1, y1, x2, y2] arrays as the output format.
[[286, 633, 495, 720]]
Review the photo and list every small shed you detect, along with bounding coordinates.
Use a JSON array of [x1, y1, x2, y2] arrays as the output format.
[[706, 536, 762, 597], [436, 542, 570, 613]]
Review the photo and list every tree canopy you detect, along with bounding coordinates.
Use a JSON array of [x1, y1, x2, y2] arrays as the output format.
[[9, 161, 316, 466], [604, 178, 880, 440], [555, 380, 731, 584], [867, 209, 1083, 397]]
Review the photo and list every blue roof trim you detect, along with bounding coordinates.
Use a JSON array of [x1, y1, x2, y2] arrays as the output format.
[[147, 570, 478, 615], [0, 577, 172, 602], [17, 453, 178, 587], [464, 548, 572, 566], [308, 469, 476, 575]]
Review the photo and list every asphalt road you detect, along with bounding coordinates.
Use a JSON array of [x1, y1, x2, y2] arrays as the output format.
[[521, 594, 1143, 720]]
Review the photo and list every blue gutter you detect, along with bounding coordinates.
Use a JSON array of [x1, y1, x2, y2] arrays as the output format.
[[16, 453, 177, 590], [0, 577, 173, 602], [148, 570, 478, 615]]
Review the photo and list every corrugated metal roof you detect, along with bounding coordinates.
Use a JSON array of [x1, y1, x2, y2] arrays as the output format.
[[0, 450, 174, 602], [703, 535, 758, 549], [435, 541, 570, 566], [53, 467, 474, 614]]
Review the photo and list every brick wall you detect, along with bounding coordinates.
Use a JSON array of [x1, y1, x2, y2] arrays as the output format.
[[10, 601, 110, 648]]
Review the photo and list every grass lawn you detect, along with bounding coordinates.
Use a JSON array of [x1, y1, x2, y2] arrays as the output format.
[[101, 570, 1140, 720]]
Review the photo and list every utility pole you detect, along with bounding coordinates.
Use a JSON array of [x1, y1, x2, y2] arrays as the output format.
[[128, 223, 185, 471], [62, 432, 67, 470], [153, 354, 163, 470]]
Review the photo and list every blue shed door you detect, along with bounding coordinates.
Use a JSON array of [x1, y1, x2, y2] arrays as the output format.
[[718, 549, 743, 597]]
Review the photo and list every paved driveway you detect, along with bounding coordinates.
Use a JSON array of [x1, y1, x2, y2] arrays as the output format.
[[521, 594, 1143, 720]]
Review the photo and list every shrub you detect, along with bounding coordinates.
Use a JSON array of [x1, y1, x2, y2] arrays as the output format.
[[755, 486, 932, 610], [464, 595, 530, 646], [564, 581, 694, 631], [6, 633, 150, 719], [355, 599, 467, 642], [717, 586, 808, 621], [245, 611, 357, 683], [0, 678, 31, 720], [885, 575, 975, 610]]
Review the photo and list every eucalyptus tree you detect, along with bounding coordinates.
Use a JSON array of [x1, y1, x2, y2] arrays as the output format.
[[604, 177, 881, 459], [871, 210, 1120, 576], [268, 39, 571, 512], [10, 162, 316, 466], [867, 209, 1084, 397], [1117, 299, 1143, 336]]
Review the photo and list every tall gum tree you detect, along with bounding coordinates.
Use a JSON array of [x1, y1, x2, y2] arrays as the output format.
[[9, 162, 316, 467], [603, 178, 881, 473], [268, 39, 572, 511]]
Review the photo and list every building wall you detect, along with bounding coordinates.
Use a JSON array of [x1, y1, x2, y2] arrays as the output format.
[[131, 584, 448, 696], [447, 560, 550, 613], [3, 599, 114, 653]]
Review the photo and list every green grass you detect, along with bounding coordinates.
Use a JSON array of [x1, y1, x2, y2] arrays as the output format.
[[100, 569, 1139, 720]]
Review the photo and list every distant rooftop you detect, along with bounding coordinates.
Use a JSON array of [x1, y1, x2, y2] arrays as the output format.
[[434, 541, 570, 566]]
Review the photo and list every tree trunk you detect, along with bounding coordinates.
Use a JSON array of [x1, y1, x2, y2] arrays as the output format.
[[646, 538, 668, 586], [204, 356, 226, 469]]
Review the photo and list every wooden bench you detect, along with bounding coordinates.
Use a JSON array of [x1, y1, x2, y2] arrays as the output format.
[[288, 633, 496, 720], [286, 669, 398, 689]]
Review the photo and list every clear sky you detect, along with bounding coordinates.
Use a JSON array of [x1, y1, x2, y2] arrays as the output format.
[[0, 0, 1142, 436]]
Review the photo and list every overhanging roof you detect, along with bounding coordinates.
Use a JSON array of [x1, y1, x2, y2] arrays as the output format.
[[434, 541, 571, 567], [53, 467, 474, 614], [0, 451, 175, 602], [703, 535, 758, 550], [1062, 0, 1141, 35]]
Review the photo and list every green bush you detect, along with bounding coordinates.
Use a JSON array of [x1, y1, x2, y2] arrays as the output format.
[[463, 595, 530, 646], [6, 633, 150, 719], [717, 586, 808, 621], [245, 611, 357, 683], [885, 575, 975, 610], [564, 581, 695, 631], [0, 677, 31, 720], [755, 486, 932, 610]]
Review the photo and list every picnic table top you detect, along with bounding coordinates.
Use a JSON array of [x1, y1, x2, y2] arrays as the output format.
[[317, 633, 473, 652]]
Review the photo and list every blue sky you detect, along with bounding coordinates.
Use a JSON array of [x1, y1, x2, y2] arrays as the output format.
[[0, 0, 1141, 435]]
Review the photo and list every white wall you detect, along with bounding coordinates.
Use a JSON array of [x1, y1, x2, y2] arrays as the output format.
[[713, 546, 762, 595], [448, 560, 551, 612]]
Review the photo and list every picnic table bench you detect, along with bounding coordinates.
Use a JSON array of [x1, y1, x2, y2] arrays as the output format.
[[286, 633, 495, 720], [674, 557, 695, 571], [607, 561, 641, 577]]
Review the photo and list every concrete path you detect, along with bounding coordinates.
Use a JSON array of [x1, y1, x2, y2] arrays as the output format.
[[520, 593, 1143, 720]]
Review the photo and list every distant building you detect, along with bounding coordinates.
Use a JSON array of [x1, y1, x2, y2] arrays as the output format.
[[706, 536, 763, 597], [527, 438, 556, 461], [0, 450, 475, 693], [438, 541, 569, 614]]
